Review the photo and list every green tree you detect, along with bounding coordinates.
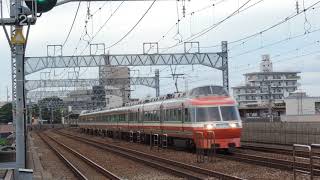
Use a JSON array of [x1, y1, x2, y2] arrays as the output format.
[[0, 103, 12, 124], [0, 138, 7, 146]]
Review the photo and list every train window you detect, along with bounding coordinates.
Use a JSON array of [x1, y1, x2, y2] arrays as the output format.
[[220, 106, 240, 121], [129, 113, 133, 122], [177, 109, 182, 122], [144, 112, 148, 121], [196, 107, 221, 122], [189, 86, 229, 97], [171, 109, 175, 121], [172, 109, 178, 121], [130, 113, 133, 122], [157, 110, 161, 121], [155, 111, 159, 121], [185, 109, 191, 122], [122, 114, 126, 122], [165, 110, 169, 121]]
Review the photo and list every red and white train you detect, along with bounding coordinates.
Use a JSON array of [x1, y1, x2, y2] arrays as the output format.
[[78, 85, 242, 149]]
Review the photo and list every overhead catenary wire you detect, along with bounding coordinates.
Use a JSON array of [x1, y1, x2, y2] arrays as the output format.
[[156, 0, 228, 44], [202, 0, 320, 50], [70, 2, 124, 80], [160, 0, 255, 52], [78, 1, 125, 55], [62, 1, 82, 48], [233, 49, 320, 73], [105, 0, 158, 50], [229, 27, 320, 58]]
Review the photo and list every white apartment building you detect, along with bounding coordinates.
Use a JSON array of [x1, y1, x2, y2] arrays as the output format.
[[233, 55, 300, 107]]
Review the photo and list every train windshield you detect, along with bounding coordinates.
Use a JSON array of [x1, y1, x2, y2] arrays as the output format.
[[220, 106, 240, 121], [192, 107, 221, 122], [190, 106, 240, 122], [189, 86, 229, 97]]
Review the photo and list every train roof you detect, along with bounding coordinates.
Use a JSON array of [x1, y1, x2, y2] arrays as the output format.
[[80, 85, 230, 116]]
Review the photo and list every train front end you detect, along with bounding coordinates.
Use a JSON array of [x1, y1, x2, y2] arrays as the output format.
[[187, 86, 242, 150]]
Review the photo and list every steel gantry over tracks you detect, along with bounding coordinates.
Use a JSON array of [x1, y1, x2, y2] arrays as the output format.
[[25, 77, 159, 91], [25, 41, 229, 91]]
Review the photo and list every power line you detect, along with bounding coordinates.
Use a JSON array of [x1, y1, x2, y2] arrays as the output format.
[[203, 0, 320, 50], [229, 27, 320, 58], [160, 0, 259, 52], [105, 0, 158, 49], [79, 1, 125, 55], [232, 42, 320, 73], [156, 0, 228, 44], [62, 1, 82, 48]]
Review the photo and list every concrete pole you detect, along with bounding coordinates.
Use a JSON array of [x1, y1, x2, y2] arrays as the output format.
[[15, 43, 26, 169], [155, 69, 160, 97], [221, 41, 229, 92]]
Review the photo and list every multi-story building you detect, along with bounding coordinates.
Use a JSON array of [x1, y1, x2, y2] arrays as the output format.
[[281, 91, 320, 122], [100, 66, 131, 108], [233, 55, 301, 119], [63, 66, 131, 113]]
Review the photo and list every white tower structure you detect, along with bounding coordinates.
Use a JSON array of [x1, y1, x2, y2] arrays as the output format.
[[260, 54, 273, 72]]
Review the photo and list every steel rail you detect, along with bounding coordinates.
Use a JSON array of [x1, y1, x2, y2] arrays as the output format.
[[241, 145, 320, 159], [217, 152, 320, 176], [56, 130, 244, 180], [40, 132, 121, 180], [37, 133, 88, 180]]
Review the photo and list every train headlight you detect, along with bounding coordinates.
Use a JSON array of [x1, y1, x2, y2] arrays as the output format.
[[205, 124, 215, 130], [229, 123, 237, 128]]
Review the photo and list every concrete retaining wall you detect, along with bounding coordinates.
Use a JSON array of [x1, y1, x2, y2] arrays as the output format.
[[242, 122, 320, 145], [281, 115, 320, 122]]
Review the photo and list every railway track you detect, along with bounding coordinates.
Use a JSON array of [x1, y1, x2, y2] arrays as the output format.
[[216, 151, 320, 176], [241, 144, 320, 158], [55, 130, 244, 180], [37, 132, 121, 180]]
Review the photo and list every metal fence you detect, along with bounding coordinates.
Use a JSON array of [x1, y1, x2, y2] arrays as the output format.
[[242, 122, 320, 145]]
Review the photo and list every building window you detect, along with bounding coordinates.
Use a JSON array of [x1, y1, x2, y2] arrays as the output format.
[[315, 102, 320, 114]]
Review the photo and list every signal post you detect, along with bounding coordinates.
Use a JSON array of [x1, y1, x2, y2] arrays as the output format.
[[0, 0, 57, 176]]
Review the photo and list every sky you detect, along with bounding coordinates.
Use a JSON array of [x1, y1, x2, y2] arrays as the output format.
[[0, 0, 320, 101]]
